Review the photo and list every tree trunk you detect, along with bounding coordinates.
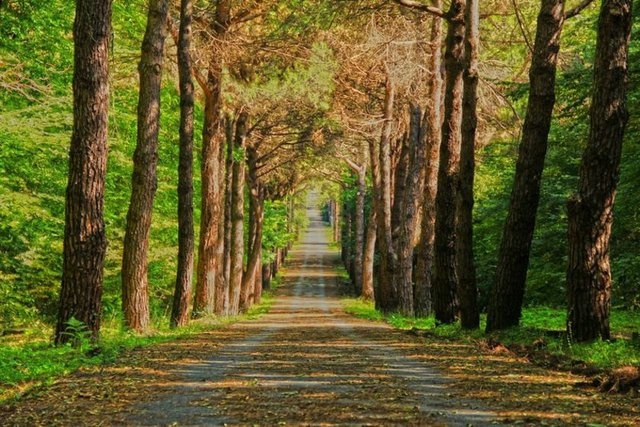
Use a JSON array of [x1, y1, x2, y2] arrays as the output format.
[[486, 0, 565, 332], [457, 0, 480, 330], [567, 0, 631, 343], [121, 0, 169, 332], [362, 208, 377, 301], [171, 0, 194, 329], [218, 116, 234, 315], [375, 74, 398, 313], [229, 111, 248, 315], [241, 145, 264, 311], [353, 166, 366, 295], [341, 197, 353, 279], [395, 104, 425, 316], [433, 0, 465, 325], [194, 0, 230, 317], [414, 7, 443, 318], [55, 0, 112, 345]]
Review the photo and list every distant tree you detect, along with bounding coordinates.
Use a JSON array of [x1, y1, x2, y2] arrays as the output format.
[[485, 0, 565, 332], [567, 0, 631, 342], [121, 0, 169, 332], [230, 110, 248, 315], [55, 0, 112, 344], [344, 159, 367, 296], [171, 0, 195, 329]]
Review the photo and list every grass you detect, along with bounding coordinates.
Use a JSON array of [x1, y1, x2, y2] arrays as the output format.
[[342, 298, 640, 369]]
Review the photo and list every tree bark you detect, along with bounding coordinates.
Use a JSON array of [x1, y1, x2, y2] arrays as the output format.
[[121, 0, 169, 332], [394, 104, 425, 316], [486, 0, 565, 332], [171, 0, 194, 328], [194, 0, 230, 317], [362, 208, 377, 301], [241, 145, 264, 311], [55, 0, 112, 345], [457, 0, 480, 330], [433, 0, 465, 325], [414, 7, 443, 318], [567, 0, 631, 343], [218, 115, 234, 315], [229, 111, 248, 315], [375, 74, 398, 313], [354, 168, 366, 295]]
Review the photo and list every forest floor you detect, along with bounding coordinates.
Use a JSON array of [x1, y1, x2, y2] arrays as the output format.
[[1, 205, 639, 426]]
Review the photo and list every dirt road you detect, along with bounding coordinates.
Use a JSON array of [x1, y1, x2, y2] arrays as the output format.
[[3, 199, 638, 426], [124, 202, 497, 426]]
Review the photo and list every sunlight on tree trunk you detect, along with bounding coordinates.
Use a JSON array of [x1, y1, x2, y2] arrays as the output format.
[[194, 0, 231, 317], [55, 0, 112, 345], [121, 0, 169, 333], [230, 111, 248, 315], [171, 0, 195, 329]]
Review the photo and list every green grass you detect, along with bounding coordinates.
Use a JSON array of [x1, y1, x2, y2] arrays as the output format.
[[343, 299, 640, 369]]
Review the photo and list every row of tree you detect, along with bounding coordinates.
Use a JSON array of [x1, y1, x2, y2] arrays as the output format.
[[54, 0, 335, 344], [335, 0, 632, 342]]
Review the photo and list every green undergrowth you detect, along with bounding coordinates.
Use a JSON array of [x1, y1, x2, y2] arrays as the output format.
[[0, 291, 274, 404], [342, 298, 640, 369]]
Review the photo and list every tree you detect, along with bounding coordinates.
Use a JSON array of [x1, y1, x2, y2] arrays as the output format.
[[229, 110, 248, 315], [194, 0, 231, 316], [414, 5, 443, 318], [432, 0, 466, 324], [567, 0, 631, 342], [121, 0, 169, 332], [486, 0, 565, 332], [55, 0, 112, 344], [171, 0, 195, 328], [457, 0, 479, 329], [374, 72, 397, 313]]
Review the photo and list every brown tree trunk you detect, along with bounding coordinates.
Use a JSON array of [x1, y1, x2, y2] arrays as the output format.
[[395, 104, 425, 316], [241, 145, 264, 311], [345, 160, 366, 295], [229, 111, 248, 315], [362, 209, 377, 301], [433, 0, 465, 325], [332, 199, 340, 243], [218, 116, 234, 315], [194, 0, 230, 317], [375, 74, 398, 313], [457, 0, 480, 330], [55, 0, 112, 345], [567, 0, 631, 343], [486, 0, 565, 332], [171, 0, 194, 328], [121, 0, 169, 332], [414, 7, 443, 318]]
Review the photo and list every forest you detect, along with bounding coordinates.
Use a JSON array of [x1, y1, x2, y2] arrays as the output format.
[[1, 0, 640, 405]]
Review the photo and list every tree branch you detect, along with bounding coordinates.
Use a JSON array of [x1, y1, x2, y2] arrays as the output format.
[[391, 0, 446, 19], [565, 0, 595, 19]]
